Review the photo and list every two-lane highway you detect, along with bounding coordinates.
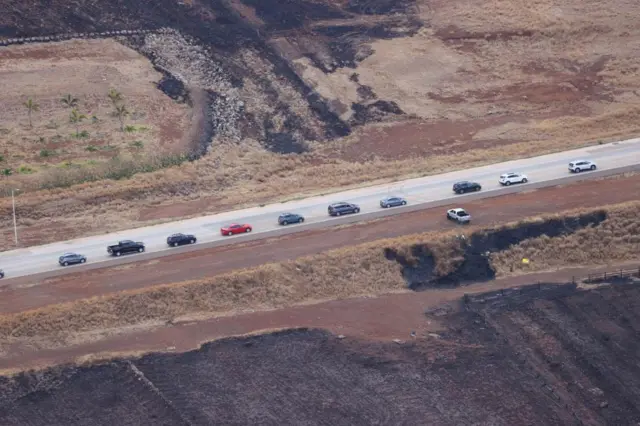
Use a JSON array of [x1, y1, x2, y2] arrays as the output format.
[[1, 137, 640, 280]]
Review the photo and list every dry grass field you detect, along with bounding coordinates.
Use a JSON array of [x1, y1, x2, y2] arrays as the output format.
[[1, 0, 640, 248], [0, 40, 192, 185], [0, 199, 637, 353]]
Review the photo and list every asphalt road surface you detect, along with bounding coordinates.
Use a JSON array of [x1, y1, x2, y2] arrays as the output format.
[[1, 137, 640, 280]]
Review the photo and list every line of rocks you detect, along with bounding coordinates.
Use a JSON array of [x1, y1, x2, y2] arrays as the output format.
[[0, 28, 173, 47]]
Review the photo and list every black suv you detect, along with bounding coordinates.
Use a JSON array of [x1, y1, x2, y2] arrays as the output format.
[[278, 213, 305, 225], [59, 252, 87, 267], [328, 202, 360, 217], [167, 233, 197, 247], [0, 269, 4, 279], [453, 181, 482, 194]]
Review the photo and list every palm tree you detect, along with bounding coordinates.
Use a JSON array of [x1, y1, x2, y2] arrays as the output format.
[[69, 109, 87, 137], [60, 94, 79, 109], [107, 88, 123, 107], [113, 104, 129, 131], [23, 98, 39, 128]]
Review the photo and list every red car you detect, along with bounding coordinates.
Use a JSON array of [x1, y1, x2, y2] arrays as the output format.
[[220, 223, 252, 236]]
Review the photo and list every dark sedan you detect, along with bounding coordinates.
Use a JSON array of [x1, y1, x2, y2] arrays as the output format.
[[380, 196, 407, 208], [59, 252, 87, 267], [0, 269, 4, 279], [167, 233, 197, 247], [453, 181, 482, 194], [328, 202, 360, 217], [278, 213, 305, 225]]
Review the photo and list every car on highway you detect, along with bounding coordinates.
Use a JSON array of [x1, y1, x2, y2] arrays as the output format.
[[221, 223, 252, 236], [499, 172, 528, 186], [568, 160, 597, 173], [278, 213, 305, 225], [380, 196, 407, 208], [167, 233, 197, 247], [453, 181, 482, 194], [107, 240, 145, 257], [328, 202, 360, 216], [0, 269, 4, 279], [447, 208, 471, 224], [58, 252, 87, 267]]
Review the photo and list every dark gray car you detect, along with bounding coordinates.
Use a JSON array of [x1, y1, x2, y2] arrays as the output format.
[[278, 213, 305, 225], [380, 196, 407, 208], [59, 252, 87, 267], [453, 181, 482, 194], [328, 202, 360, 216], [0, 269, 4, 279]]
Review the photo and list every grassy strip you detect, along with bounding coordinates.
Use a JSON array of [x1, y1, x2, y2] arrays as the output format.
[[1, 201, 639, 341]]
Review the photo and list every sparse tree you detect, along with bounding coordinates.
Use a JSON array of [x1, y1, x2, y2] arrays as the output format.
[[23, 98, 39, 128], [113, 104, 130, 131], [107, 88, 123, 107], [69, 109, 87, 137], [60, 94, 78, 109]]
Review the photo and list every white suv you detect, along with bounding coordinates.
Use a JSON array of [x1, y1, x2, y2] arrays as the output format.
[[447, 208, 471, 224], [499, 172, 528, 186], [568, 160, 596, 173]]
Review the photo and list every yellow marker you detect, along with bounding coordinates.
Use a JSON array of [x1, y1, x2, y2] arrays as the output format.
[[522, 258, 530, 264]]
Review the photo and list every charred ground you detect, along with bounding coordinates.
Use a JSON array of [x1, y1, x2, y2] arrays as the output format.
[[2, 282, 640, 425]]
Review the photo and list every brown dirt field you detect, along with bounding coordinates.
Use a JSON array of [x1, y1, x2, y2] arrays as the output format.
[[0, 263, 634, 373], [1, 0, 640, 250], [2, 172, 640, 314], [0, 39, 191, 185]]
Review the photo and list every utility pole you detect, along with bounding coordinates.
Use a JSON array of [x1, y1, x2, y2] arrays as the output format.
[[11, 188, 19, 246]]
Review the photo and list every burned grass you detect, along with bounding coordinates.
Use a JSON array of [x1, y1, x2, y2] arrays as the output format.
[[3, 282, 640, 424], [0, 200, 638, 348]]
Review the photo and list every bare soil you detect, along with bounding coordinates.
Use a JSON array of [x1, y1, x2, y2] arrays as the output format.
[[1, 0, 640, 249], [2, 281, 640, 424], [2, 172, 640, 314]]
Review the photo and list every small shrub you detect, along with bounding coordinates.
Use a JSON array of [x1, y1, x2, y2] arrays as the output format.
[[38, 136, 46, 144], [51, 134, 63, 143], [91, 115, 98, 123], [85, 145, 99, 152], [130, 141, 144, 149], [1, 168, 11, 176], [124, 125, 137, 133], [39, 149, 56, 158], [0, 155, 3, 162], [73, 130, 90, 139], [17, 165, 34, 174]]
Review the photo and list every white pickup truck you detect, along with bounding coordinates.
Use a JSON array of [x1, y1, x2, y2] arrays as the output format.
[[447, 208, 471, 224]]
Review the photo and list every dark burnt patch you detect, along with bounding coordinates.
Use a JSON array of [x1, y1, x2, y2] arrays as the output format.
[[385, 210, 608, 291], [346, 0, 416, 15], [239, 0, 348, 31], [350, 100, 404, 125], [313, 19, 422, 69]]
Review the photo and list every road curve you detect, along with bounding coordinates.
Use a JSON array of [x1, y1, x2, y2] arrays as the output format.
[[1, 137, 640, 280], [1, 171, 640, 314]]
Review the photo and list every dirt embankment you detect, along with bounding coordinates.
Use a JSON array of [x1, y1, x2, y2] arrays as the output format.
[[0, 200, 638, 353], [3, 281, 640, 424]]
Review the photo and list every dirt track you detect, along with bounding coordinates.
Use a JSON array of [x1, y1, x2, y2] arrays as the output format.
[[1, 172, 640, 314], [2, 262, 637, 373]]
